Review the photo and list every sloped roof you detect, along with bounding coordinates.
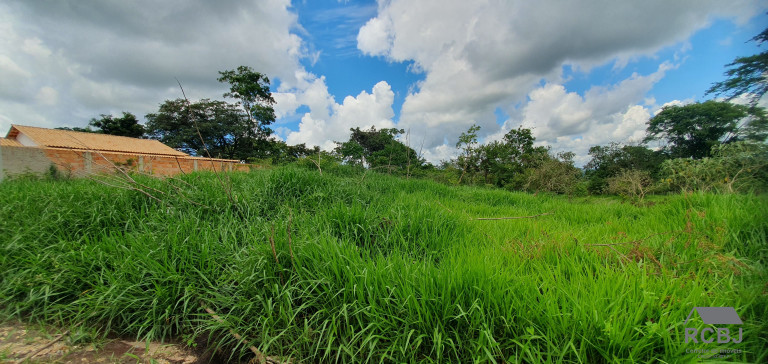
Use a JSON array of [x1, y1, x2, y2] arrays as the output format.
[[7, 125, 188, 157], [0, 138, 24, 147]]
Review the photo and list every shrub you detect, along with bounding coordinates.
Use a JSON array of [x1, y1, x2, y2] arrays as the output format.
[[660, 142, 768, 193], [606, 169, 653, 202], [46, 164, 70, 180], [524, 156, 581, 194]]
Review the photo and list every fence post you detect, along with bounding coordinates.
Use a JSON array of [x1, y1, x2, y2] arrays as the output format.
[[84, 152, 92, 174], [0, 146, 5, 182]]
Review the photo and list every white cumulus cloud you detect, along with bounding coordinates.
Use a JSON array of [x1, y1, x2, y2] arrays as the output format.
[[0, 0, 315, 133], [358, 0, 763, 162], [287, 81, 396, 149]]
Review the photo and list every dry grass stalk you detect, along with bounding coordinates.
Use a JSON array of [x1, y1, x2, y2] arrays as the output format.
[[269, 224, 284, 283], [176, 79, 238, 207], [269, 224, 279, 266], [308, 157, 322, 175], [287, 209, 295, 271], [201, 305, 272, 364], [435, 201, 453, 213], [473, 211, 554, 221], [173, 156, 188, 176]]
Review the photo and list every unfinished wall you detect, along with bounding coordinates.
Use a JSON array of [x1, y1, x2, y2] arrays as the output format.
[[1, 146, 251, 181], [0, 145, 55, 181]]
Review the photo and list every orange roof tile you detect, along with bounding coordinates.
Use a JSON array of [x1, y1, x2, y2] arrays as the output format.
[[8, 125, 189, 157], [0, 138, 24, 147]]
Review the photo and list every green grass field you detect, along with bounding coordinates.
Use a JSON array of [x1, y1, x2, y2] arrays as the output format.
[[1, 166, 766, 363]]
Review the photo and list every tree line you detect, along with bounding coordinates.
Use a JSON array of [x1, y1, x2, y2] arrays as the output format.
[[60, 26, 768, 197], [58, 66, 320, 164]]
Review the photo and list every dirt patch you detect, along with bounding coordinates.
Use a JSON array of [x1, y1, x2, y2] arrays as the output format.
[[0, 321, 199, 363]]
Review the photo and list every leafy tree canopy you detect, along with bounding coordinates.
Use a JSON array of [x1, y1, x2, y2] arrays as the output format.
[[644, 100, 767, 159], [707, 26, 768, 106], [217, 66, 276, 138], [334, 126, 423, 171], [585, 142, 666, 193], [476, 126, 547, 186], [523, 151, 582, 195], [249, 140, 319, 165], [55, 126, 96, 133], [55, 112, 144, 137], [88, 112, 145, 138], [455, 124, 481, 184], [145, 98, 255, 160]]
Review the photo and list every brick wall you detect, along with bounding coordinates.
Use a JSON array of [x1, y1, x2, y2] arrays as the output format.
[[1, 145, 251, 181]]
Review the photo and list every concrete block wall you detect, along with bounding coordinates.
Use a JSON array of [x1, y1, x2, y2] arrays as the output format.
[[0, 145, 54, 181]]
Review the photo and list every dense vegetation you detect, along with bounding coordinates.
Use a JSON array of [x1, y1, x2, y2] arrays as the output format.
[[1, 166, 766, 362]]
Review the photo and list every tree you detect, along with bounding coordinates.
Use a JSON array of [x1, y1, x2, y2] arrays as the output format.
[[145, 98, 255, 160], [707, 26, 768, 106], [585, 142, 666, 193], [334, 127, 423, 172], [56, 126, 96, 133], [477, 140, 506, 185], [217, 66, 276, 139], [475, 127, 548, 187], [255, 140, 319, 165], [335, 139, 366, 167], [644, 100, 767, 159], [456, 124, 480, 184], [454, 125, 549, 187], [502, 126, 537, 164], [88, 112, 145, 138], [524, 151, 582, 195]]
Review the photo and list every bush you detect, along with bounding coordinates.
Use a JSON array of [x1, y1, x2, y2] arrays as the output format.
[[660, 142, 768, 193], [584, 143, 666, 194], [524, 157, 581, 194], [46, 164, 70, 180], [606, 169, 653, 202]]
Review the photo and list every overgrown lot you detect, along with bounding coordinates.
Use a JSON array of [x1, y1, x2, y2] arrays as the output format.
[[1, 167, 766, 362]]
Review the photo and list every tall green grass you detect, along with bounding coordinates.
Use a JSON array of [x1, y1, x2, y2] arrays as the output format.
[[1, 167, 766, 362]]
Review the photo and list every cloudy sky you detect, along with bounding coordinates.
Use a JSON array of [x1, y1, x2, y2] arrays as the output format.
[[1, 0, 766, 165]]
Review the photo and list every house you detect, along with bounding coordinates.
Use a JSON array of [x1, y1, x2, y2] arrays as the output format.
[[0, 125, 249, 181]]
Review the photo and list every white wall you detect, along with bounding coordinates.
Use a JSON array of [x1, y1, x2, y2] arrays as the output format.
[[16, 132, 38, 147]]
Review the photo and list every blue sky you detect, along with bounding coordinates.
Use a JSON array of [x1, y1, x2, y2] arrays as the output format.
[[294, 1, 417, 117], [1, 0, 766, 164], [294, 2, 765, 123], [562, 18, 766, 104]]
